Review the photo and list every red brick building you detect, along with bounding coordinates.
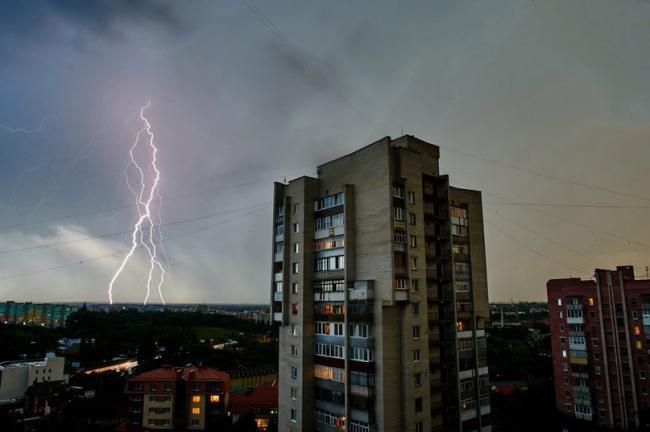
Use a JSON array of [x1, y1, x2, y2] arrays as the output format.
[[123, 364, 230, 431], [548, 265, 650, 430]]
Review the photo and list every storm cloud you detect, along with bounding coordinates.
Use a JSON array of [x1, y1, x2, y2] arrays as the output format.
[[1, 0, 649, 303]]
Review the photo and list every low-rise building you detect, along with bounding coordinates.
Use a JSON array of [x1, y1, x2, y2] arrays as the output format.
[[0, 354, 66, 402], [124, 364, 230, 431], [227, 365, 277, 393]]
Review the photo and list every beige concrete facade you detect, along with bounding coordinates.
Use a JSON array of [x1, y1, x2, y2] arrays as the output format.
[[272, 136, 491, 432], [0, 355, 65, 402]]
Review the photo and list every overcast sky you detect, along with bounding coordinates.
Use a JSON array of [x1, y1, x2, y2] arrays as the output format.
[[1, 0, 649, 304]]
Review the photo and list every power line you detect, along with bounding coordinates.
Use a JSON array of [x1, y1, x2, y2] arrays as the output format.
[[480, 189, 650, 251], [486, 202, 650, 209], [439, 144, 650, 203], [239, 0, 381, 133], [240, 0, 648, 207], [0, 174, 299, 232], [485, 218, 591, 276], [0, 206, 269, 282], [485, 207, 600, 265], [0, 203, 270, 256]]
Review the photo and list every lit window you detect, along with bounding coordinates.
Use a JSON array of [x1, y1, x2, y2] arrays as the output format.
[[637, 341, 643, 350], [457, 321, 464, 331], [210, 395, 220, 403], [588, 297, 594, 306], [562, 350, 567, 358], [192, 396, 201, 403], [557, 298, 562, 306], [635, 326, 641, 336], [192, 407, 201, 415]]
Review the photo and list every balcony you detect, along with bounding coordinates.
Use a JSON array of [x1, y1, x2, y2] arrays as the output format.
[[573, 387, 591, 404], [395, 289, 409, 302], [273, 312, 282, 322], [349, 282, 374, 300], [273, 291, 283, 302], [274, 252, 283, 262], [567, 315, 585, 325], [350, 384, 374, 398], [570, 356, 588, 366], [567, 304, 584, 324], [274, 272, 283, 282], [314, 225, 345, 240], [394, 266, 409, 278], [314, 291, 345, 302]]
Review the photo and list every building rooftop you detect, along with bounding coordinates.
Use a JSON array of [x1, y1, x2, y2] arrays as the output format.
[[227, 365, 277, 379], [129, 364, 229, 383], [230, 383, 278, 415]]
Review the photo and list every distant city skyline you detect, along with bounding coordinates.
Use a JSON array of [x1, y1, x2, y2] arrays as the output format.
[[1, 0, 650, 303]]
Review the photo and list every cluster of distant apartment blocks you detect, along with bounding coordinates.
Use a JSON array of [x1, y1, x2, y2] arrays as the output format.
[[0, 301, 77, 327]]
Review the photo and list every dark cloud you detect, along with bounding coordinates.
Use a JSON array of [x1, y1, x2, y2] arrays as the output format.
[[0, 0, 180, 37], [1, 0, 649, 303]]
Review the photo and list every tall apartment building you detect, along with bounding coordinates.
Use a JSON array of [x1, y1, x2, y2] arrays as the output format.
[[124, 365, 230, 431], [548, 266, 650, 430], [271, 135, 491, 432]]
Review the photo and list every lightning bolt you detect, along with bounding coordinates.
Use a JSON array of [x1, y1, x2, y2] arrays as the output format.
[[108, 101, 166, 305], [0, 115, 60, 134]]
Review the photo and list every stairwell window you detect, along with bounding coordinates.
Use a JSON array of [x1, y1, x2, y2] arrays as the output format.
[[413, 349, 421, 362], [408, 191, 416, 204]]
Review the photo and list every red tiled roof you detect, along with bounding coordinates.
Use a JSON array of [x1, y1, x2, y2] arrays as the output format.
[[129, 364, 229, 383], [230, 383, 278, 415]]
